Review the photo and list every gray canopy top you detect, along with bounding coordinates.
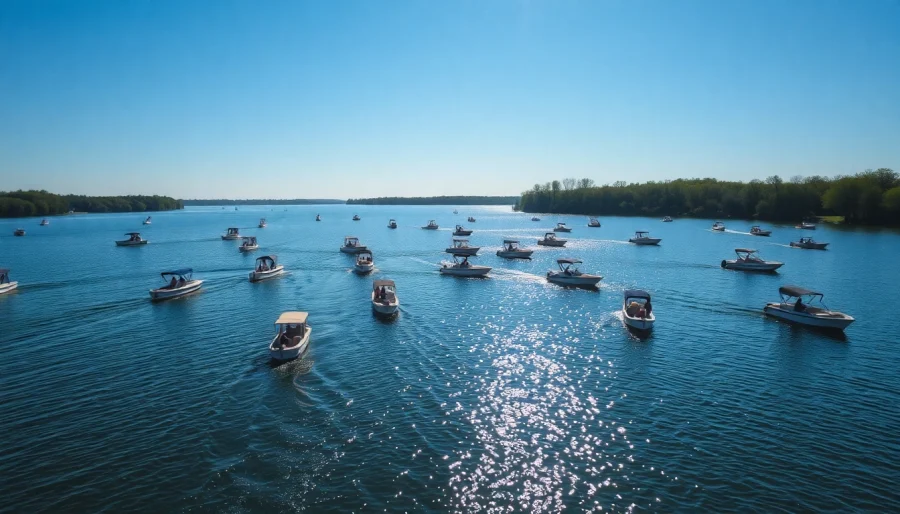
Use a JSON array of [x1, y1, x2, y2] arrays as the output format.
[[502, 239, 519, 244], [125, 232, 141, 236], [0, 268, 9, 275], [624, 289, 651, 299], [734, 248, 757, 253], [373, 279, 395, 288], [557, 258, 582, 264], [256, 255, 277, 263], [160, 268, 192, 279], [779, 285, 822, 297]]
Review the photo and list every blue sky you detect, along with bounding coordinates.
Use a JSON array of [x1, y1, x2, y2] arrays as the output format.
[[1, 0, 898, 199]]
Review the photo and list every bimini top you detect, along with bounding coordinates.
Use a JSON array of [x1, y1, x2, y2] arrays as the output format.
[[557, 258, 582, 264], [0, 268, 9, 275], [373, 279, 395, 288], [556, 222, 567, 226], [125, 232, 141, 236], [779, 285, 821, 297], [357, 249, 373, 255], [503, 239, 519, 244], [275, 311, 308, 325], [635, 231, 649, 235], [624, 289, 651, 299], [256, 255, 277, 264], [344, 236, 358, 240], [735, 248, 757, 253], [543, 232, 557, 237], [160, 268, 192, 278]]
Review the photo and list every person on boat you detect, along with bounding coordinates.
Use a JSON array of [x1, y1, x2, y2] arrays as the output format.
[[644, 298, 652, 316], [794, 297, 805, 312], [169, 276, 178, 289], [176, 277, 185, 288]]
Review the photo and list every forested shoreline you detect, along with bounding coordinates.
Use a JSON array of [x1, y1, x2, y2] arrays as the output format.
[[515, 169, 900, 225], [348, 196, 519, 205], [0, 190, 183, 217]]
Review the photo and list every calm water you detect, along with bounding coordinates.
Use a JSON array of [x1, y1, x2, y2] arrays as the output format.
[[1, 206, 899, 513]]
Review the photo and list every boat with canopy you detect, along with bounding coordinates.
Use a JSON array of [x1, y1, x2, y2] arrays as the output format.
[[355, 250, 375, 274], [222, 227, 241, 240], [0, 268, 17, 295], [496, 239, 533, 259], [422, 220, 439, 230], [588, 218, 601, 227], [340, 236, 367, 254], [239, 236, 259, 252], [553, 222, 572, 233], [763, 285, 854, 331], [269, 312, 311, 361], [537, 232, 566, 247], [628, 231, 661, 245], [439, 255, 491, 277], [453, 225, 473, 236], [258, 218, 267, 228], [721, 248, 783, 272], [750, 225, 771, 236], [372, 279, 400, 316], [623, 289, 655, 332], [116, 232, 148, 246], [712, 221, 725, 231], [445, 238, 480, 256], [249, 255, 284, 282], [388, 219, 398, 229], [546, 258, 602, 287], [149, 268, 203, 301], [790, 237, 828, 250]]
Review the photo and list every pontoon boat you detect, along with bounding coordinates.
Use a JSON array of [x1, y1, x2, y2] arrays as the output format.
[[496, 239, 533, 259], [553, 222, 572, 233], [269, 312, 311, 361], [721, 248, 783, 272], [355, 250, 375, 274], [750, 225, 771, 236], [628, 231, 661, 245], [546, 258, 602, 287], [537, 232, 566, 247], [372, 279, 400, 316], [623, 290, 655, 332], [763, 285, 854, 331], [388, 219, 397, 229], [588, 218, 601, 227], [422, 220, 439, 230], [439, 255, 491, 277], [258, 218, 267, 228], [143, 216, 152, 225], [149, 268, 203, 301], [222, 227, 241, 240], [790, 237, 828, 250], [239, 236, 259, 252], [453, 225, 473, 236], [0, 269, 17, 295], [340, 236, 367, 254], [712, 221, 725, 231], [249, 255, 284, 282], [116, 232, 148, 246]]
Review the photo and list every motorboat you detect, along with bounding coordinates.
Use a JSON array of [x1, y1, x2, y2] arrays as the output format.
[[13, 229, 25, 236], [623, 290, 655, 332], [340, 236, 367, 254], [662, 216, 673, 222], [239, 236, 259, 252], [453, 210, 458, 215], [388, 219, 398, 229], [453, 225, 473, 236], [468, 216, 476, 223], [628, 231, 661, 245], [40, 218, 49, 226], [143, 216, 152, 225], [372, 279, 400, 316], [496, 239, 533, 259], [0, 268, 18, 295], [249, 255, 284, 282], [149, 268, 203, 301], [353, 214, 361, 221], [553, 222, 572, 233], [316, 214, 321, 221], [355, 249, 375, 274], [531, 216, 541, 221], [115, 232, 149, 246], [222, 227, 241, 240], [721, 248, 783, 272], [422, 220, 439, 230], [588, 218, 601, 227], [712, 221, 725, 231], [258, 218, 267, 228], [269, 312, 311, 361], [796, 221, 817, 230], [790, 237, 828, 250], [445, 238, 480, 256], [546, 258, 602, 287], [537, 232, 566, 247], [439, 255, 491, 277], [750, 225, 771, 237], [763, 285, 854, 331]]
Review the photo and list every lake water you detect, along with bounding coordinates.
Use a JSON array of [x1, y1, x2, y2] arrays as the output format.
[[1, 206, 899, 512]]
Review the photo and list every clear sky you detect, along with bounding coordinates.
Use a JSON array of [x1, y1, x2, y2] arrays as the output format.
[[1, 0, 898, 199]]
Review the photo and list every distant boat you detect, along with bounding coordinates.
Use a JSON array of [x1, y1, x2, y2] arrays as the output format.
[[537, 232, 566, 247], [269, 312, 311, 361], [553, 222, 571, 233], [467, 216, 476, 223], [422, 220, 439, 230], [531, 216, 541, 222], [258, 218, 267, 228], [763, 285, 854, 331], [388, 219, 397, 229], [662, 216, 673, 222], [0, 268, 18, 295], [721, 248, 783, 272], [372, 280, 399, 317], [40, 218, 49, 226], [790, 237, 828, 250], [452, 224, 473, 236], [628, 231, 661, 245], [750, 225, 771, 237], [222, 227, 241, 240], [316, 214, 321, 221], [453, 210, 458, 215], [796, 221, 816, 230], [249, 255, 284, 282], [712, 221, 725, 231], [623, 289, 654, 332], [588, 218, 601, 227], [143, 216, 152, 225], [239, 236, 259, 252], [440, 255, 491, 277], [149, 268, 203, 301], [496, 239, 533, 259], [353, 214, 361, 221], [546, 258, 602, 287], [115, 232, 148, 246], [13, 228, 25, 236]]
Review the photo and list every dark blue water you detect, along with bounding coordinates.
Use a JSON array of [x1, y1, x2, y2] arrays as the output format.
[[1, 207, 898, 512]]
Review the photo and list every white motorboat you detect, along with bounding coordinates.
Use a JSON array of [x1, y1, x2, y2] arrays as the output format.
[[531, 216, 541, 221], [143, 216, 152, 225], [763, 285, 854, 331], [340, 236, 367, 254], [239, 236, 259, 252], [0, 268, 18, 295], [796, 221, 817, 230], [546, 258, 603, 287], [712, 221, 725, 231], [316, 214, 321, 221], [355, 249, 375, 274], [662, 216, 673, 222], [149, 268, 203, 301], [115, 232, 149, 246], [388, 219, 398, 229], [628, 231, 661, 245], [553, 222, 572, 233], [13, 228, 25, 236], [790, 237, 828, 250], [372, 279, 400, 316], [453, 210, 458, 214], [750, 225, 771, 236], [40, 218, 49, 226], [623, 289, 655, 332], [468, 216, 476, 223], [222, 227, 241, 240], [446, 238, 480, 256], [269, 311, 311, 361], [439, 255, 491, 277], [721, 248, 783, 272], [496, 239, 533, 259], [353, 214, 361, 221], [258, 218, 267, 228], [249, 255, 284, 282], [588, 218, 601, 227], [453, 224, 473, 236], [537, 232, 566, 247], [422, 220, 439, 230]]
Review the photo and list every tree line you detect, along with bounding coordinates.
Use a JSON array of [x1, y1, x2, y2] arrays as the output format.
[[348, 196, 519, 205], [514, 169, 900, 225], [0, 190, 183, 218]]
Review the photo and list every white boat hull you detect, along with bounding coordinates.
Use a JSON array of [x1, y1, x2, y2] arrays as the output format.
[[537, 240, 566, 247], [0, 282, 18, 295], [712, 227, 725, 231], [547, 273, 602, 287], [496, 250, 533, 259], [249, 266, 284, 282], [440, 265, 491, 277], [722, 260, 783, 272], [453, 231, 473, 236], [553, 228, 572, 233], [269, 329, 312, 361], [371, 292, 399, 316], [764, 303, 854, 330], [629, 238, 661, 245], [588, 224, 601, 228], [340, 246, 368, 254], [422, 226, 439, 230], [751, 231, 771, 237], [222, 235, 241, 240], [239, 245, 259, 252], [116, 240, 148, 246], [149, 280, 203, 301], [623, 311, 655, 331], [790, 242, 828, 250], [355, 263, 374, 274], [445, 248, 479, 256]]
